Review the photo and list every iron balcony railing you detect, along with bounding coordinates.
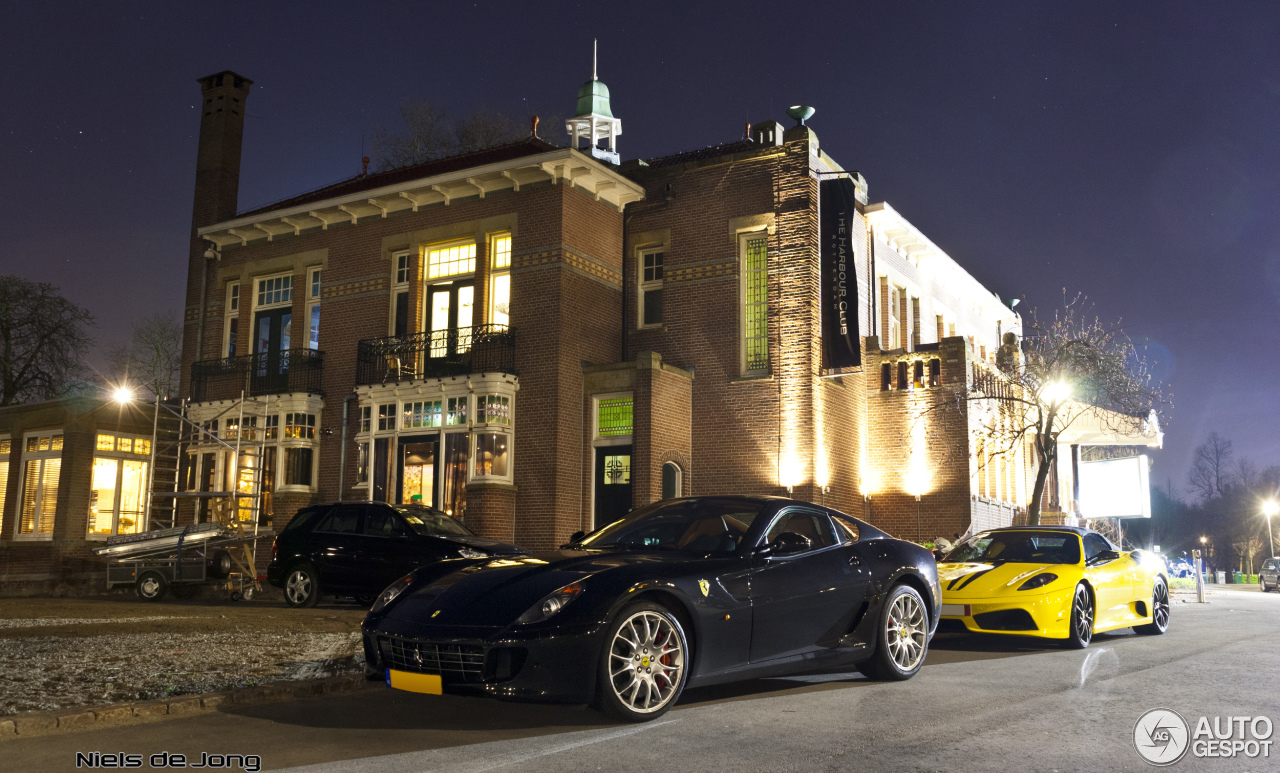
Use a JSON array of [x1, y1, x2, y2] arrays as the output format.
[[190, 348, 325, 402], [356, 324, 516, 385]]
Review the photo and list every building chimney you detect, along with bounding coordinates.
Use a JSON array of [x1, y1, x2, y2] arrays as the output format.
[[191, 70, 253, 229]]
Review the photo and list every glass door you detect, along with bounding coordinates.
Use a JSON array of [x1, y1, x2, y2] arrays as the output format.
[[594, 445, 633, 527], [427, 282, 474, 359], [253, 307, 292, 392], [397, 436, 438, 507]]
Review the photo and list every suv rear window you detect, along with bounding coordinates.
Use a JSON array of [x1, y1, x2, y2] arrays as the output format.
[[281, 507, 325, 532], [314, 508, 361, 534]]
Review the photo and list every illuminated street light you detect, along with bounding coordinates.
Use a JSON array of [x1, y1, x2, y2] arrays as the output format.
[[111, 385, 135, 404], [1041, 380, 1072, 406]]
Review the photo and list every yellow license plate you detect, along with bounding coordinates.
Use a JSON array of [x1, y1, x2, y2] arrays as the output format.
[[386, 669, 442, 695]]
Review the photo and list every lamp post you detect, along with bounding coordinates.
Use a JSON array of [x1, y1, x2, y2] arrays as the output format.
[[1264, 501, 1278, 559]]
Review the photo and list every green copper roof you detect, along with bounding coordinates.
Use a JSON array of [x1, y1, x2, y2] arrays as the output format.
[[575, 79, 613, 118]]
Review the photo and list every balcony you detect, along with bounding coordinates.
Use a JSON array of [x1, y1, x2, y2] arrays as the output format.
[[190, 349, 325, 402], [357, 324, 516, 385]]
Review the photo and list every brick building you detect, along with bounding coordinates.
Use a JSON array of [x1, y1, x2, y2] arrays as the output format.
[[1, 62, 1109, 594]]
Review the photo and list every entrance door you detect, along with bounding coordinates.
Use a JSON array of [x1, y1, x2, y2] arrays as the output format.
[[427, 282, 474, 359], [372, 437, 393, 503], [397, 436, 438, 507], [594, 445, 633, 527], [253, 308, 292, 392]]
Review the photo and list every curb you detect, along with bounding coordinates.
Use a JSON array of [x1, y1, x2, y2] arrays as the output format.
[[0, 673, 378, 741]]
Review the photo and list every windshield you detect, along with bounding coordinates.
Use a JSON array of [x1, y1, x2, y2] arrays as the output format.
[[578, 498, 764, 555], [394, 507, 474, 537], [943, 530, 1082, 565]]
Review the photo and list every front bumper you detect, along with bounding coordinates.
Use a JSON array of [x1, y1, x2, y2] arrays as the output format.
[[940, 586, 1075, 639], [362, 616, 602, 704]]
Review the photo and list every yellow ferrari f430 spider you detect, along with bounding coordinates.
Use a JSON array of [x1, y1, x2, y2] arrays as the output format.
[[937, 526, 1170, 647]]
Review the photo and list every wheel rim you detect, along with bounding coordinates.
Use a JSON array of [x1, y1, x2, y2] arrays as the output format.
[[1152, 582, 1170, 630], [140, 577, 160, 598], [885, 591, 928, 671], [286, 571, 312, 604], [1075, 588, 1093, 643], [607, 611, 684, 714]]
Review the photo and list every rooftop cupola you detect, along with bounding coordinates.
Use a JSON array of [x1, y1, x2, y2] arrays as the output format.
[[566, 39, 622, 164]]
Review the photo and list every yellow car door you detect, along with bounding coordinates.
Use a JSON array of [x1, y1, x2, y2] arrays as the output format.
[[1082, 533, 1129, 629]]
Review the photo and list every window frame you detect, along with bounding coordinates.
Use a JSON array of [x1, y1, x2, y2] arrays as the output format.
[[740, 231, 770, 376], [306, 267, 321, 350], [88, 432, 153, 539], [425, 239, 477, 280], [17, 430, 63, 540], [223, 282, 240, 358], [488, 233, 512, 328], [255, 273, 294, 310], [638, 246, 664, 328]]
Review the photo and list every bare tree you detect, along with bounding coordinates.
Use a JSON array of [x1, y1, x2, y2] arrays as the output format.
[[372, 101, 529, 171], [922, 293, 1167, 525], [1187, 432, 1235, 501], [0, 275, 94, 406], [108, 312, 182, 399]]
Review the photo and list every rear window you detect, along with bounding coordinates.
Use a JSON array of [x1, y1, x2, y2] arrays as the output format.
[[314, 508, 360, 534], [282, 507, 325, 532]]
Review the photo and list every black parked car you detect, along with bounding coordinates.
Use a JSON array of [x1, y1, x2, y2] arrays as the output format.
[[362, 495, 939, 722], [268, 502, 522, 608]]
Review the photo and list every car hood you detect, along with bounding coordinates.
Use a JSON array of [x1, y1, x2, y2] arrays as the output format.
[[437, 533, 524, 554], [938, 561, 1070, 598], [379, 549, 681, 627]]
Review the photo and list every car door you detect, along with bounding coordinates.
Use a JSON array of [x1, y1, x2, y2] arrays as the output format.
[[748, 508, 870, 663], [361, 506, 421, 594], [1083, 533, 1129, 627], [308, 504, 365, 593]]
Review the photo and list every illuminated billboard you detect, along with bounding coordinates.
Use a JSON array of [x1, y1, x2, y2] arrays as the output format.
[[1077, 454, 1152, 519]]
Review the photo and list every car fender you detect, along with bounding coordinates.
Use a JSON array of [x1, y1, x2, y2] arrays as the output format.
[[596, 579, 702, 672]]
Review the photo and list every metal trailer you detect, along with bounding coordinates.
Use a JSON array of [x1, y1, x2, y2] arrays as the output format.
[[95, 512, 266, 602]]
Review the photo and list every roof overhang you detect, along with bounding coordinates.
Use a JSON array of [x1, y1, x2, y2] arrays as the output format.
[[198, 148, 645, 247], [1056, 407, 1163, 448]]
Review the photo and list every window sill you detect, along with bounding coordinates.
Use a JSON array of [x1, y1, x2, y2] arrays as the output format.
[[636, 324, 666, 333], [731, 372, 773, 384], [278, 484, 316, 494], [12, 534, 53, 542], [466, 479, 518, 492]]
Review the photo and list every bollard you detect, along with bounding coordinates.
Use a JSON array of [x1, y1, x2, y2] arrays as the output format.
[[1193, 550, 1205, 603]]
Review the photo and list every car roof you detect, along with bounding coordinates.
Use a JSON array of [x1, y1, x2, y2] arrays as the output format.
[[978, 525, 1095, 536]]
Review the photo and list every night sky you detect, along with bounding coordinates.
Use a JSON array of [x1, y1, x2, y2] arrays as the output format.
[[2, 1, 1278, 491]]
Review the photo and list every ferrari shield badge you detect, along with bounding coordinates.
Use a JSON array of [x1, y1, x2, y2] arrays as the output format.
[[698, 579, 710, 597]]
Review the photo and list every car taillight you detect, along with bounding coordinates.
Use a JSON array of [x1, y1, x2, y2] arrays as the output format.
[[271, 537, 278, 555]]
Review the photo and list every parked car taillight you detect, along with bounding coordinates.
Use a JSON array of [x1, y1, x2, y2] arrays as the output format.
[[271, 537, 278, 555]]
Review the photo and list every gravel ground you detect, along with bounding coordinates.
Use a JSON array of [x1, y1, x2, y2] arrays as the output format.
[[0, 597, 368, 715]]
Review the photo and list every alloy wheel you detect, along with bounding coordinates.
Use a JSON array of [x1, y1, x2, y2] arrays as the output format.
[[885, 590, 928, 672], [1151, 581, 1170, 631], [607, 610, 685, 714], [1074, 586, 1094, 645], [286, 570, 313, 605], [139, 576, 161, 599]]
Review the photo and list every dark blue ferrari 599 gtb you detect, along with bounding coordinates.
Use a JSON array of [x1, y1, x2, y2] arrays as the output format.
[[362, 495, 939, 721]]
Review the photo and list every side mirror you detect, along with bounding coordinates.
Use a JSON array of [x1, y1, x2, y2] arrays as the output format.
[[768, 532, 812, 557], [569, 530, 585, 544], [1089, 549, 1121, 565]]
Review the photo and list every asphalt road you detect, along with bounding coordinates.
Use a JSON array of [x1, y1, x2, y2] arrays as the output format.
[[6, 586, 1278, 773]]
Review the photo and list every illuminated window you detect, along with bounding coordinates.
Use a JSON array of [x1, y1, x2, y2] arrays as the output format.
[[284, 413, 315, 439], [19, 431, 62, 536], [742, 234, 769, 373], [359, 406, 371, 433], [662, 462, 682, 499], [89, 446, 149, 538], [307, 268, 321, 350], [489, 234, 511, 327], [639, 248, 663, 327], [602, 455, 631, 485], [913, 360, 925, 389], [597, 397, 633, 437], [446, 397, 468, 426], [402, 400, 443, 429], [377, 404, 396, 431], [263, 414, 278, 440], [0, 438, 10, 527], [888, 285, 902, 350], [427, 242, 476, 279], [474, 432, 509, 478], [481, 395, 510, 424], [256, 275, 293, 307]]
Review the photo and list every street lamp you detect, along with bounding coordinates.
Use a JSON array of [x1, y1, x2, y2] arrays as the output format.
[[111, 384, 135, 404], [1263, 501, 1278, 558], [1041, 380, 1072, 406]]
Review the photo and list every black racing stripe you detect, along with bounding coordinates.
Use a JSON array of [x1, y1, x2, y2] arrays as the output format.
[[947, 576, 964, 590], [955, 568, 993, 591]]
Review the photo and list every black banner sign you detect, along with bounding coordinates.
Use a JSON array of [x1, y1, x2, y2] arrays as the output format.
[[821, 177, 861, 369]]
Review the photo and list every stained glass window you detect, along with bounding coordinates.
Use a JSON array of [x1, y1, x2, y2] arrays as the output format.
[[743, 235, 769, 372], [597, 398, 633, 436]]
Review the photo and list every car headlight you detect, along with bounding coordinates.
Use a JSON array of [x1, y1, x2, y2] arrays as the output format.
[[516, 582, 584, 625], [456, 547, 489, 559], [1017, 573, 1058, 591], [371, 574, 414, 613]]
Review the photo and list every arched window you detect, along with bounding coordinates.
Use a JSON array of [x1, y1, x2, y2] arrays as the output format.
[[662, 462, 683, 500]]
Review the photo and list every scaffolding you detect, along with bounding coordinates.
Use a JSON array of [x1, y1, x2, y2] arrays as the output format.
[[95, 392, 275, 600]]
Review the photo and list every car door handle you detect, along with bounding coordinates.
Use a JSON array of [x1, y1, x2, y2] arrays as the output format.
[[848, 555, 861, 566]]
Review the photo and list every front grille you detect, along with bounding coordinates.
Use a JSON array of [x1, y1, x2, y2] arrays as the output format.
[[378, 636, 485, 683], [973, 609, 1038, 631]]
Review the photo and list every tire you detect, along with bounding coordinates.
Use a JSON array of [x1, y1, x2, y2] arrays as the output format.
[[1262, 580, 1271, 593], [856, 583, 929, 681], [1135, 578, 1170, 635], [207, 549, 233, 580], [1063, 583, 1094, 649], [136, 571, 168, 602], [596, 601, 689, 722], [284, 565, 320, 608]]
